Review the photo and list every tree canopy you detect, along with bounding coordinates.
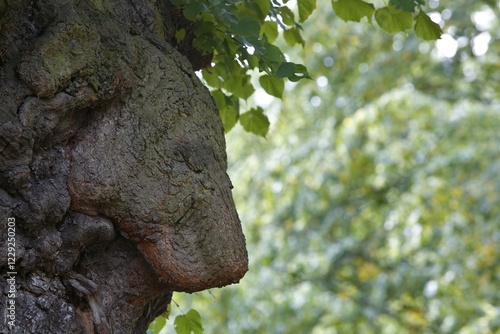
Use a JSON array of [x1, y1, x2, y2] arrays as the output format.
[[149, 0, 500, 333]]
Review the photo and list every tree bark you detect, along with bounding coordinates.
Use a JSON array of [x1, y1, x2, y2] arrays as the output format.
[[0, 0, 248, 333]]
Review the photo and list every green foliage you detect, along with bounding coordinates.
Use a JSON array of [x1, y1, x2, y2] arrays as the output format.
[[149, 307, 204, 334], [414, 11, 443, 40], [239, 107, 270, 137], [298, 0, 316, 22], [259, 75, 284, 98], [374, 6, 414, 33], [331, 0, 375, 22], [389, 0, 425, 12], [148, 315, 166, 334], [331, 0, 443, 38], [174, 309, 204, 334], [157, 1, 500, 333], [169, 0, 441, 137]]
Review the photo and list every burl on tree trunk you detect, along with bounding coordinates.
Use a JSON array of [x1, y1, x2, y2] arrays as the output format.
[[0, 0, 248, 333]]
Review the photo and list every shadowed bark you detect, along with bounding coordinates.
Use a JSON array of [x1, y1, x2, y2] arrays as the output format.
[[0, 0, 248, 332]]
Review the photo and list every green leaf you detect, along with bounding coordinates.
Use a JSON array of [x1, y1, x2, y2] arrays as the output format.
[[148, 316, 167, 334], [298, 0, 316, 22], [260, 75, 284, 98], [414, 11, 442, 41], [239, 107, 270, 137], [212, 89, 240, 133], [375, 6, 413, 33], [211, 89, 227, 110], [331, 0, 374, 22], [174, 309, 203, 334], [261, 21, 279, 43], [288, 64, 311, 82], [278, 6, 296, 25], [262, 44, 286, 63], [254, 0, 271, 18], [241, 37, 281, 63], [231, 16, 261, 38], [275, 62, 297, 78], [175, 29, 186, 43], [226, 74, 255, 99], [248, 37, 286, 63], [202, 68, 223, 88], [283, 28, 305, 47], [183, 2, 205, 20], [389, 0, 424, 12], [220, 105, 239, 133]]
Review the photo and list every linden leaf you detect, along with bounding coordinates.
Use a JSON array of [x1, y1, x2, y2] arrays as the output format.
[[375, 6, 413, 33], [261, 21, 279, 43], [332, 0, 374, 22], [260, 75, 284, 98], [231, 16, 260, 38], [389, 0, 424, 12], [220, 105, 239, 133], [239, 107, 270, 137], [174, 309, 203, 334], [298, 0, 316, 22], [414, 11, 443, 40], [283, 28, 305, 47]]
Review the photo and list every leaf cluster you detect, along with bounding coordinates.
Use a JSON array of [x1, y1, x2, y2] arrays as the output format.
[[332, 0, 442, 40], [170, 0, 312, 136], [148, 308, 203, 334], [170, 0, 441, 137]]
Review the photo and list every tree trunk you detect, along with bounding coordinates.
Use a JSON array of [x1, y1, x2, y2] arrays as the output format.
[[0, 0, 248, 333]]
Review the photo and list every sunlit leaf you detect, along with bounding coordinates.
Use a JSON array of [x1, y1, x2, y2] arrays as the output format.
[[414, 11, 442, 40], [262, 44, 286, 63], [261, 21, 279, 43], [220, 106, 239, 133], [332, 0, 375, 22], [278, 6, 296, 25], [148, 316, 166, 334], [226, 74, 255, 99], [254, 0, 271, 18], [239, 107, 270, 137], [174, 309, 203, 334], [211, 90, 239, 132], [375, 6, 413, 33], [259, 75, 284, 98], [298, 0, 316, 22], [283, 28, 305, 47]]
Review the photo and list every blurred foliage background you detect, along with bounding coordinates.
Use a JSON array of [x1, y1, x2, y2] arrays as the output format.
[[163, 0, 500, 333]]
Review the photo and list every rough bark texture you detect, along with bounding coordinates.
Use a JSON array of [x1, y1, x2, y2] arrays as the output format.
[[0, 0, 248, 333]]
